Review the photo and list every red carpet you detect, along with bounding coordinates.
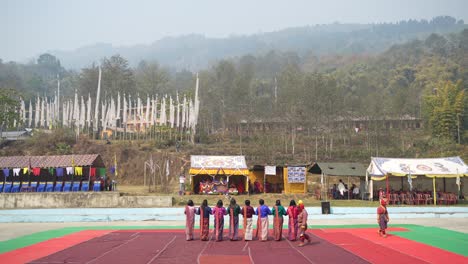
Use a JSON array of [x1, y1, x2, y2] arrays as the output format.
[[313, 228, 468, 264], [1, 228, 465, 264]]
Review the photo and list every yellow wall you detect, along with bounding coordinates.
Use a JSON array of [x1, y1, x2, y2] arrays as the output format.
[[248, 170, 283, 184], [283, 167, 306, 194]]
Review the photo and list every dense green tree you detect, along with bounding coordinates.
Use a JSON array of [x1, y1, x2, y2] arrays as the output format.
[[135, 60, 169, 95], [101, 55, 135, 97], [423, 80, 465, 141]]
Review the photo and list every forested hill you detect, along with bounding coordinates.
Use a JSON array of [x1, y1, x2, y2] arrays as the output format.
[[49, 16, 467, 70]]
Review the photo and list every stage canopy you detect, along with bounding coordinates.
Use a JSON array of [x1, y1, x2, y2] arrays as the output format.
[[189, 155, 249, 176], [367, 156, 468, 179], [366, 156, 467, 203]]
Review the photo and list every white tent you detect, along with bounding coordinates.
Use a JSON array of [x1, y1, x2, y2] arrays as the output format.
[[366, 156, 468, 203]]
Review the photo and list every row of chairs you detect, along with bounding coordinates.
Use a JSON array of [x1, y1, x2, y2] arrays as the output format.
[[388, 192, 459, 205], [0, 181, 102, 193]]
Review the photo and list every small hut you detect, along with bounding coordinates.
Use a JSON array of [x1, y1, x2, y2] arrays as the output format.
[[189, 155, 249, 195]]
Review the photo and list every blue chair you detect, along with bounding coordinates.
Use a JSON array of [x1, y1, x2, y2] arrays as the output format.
[[0, 183, 3, 192], [54, 183, 63, 192], [45, 184, 54, 192], [63, 182, 72, 192], [81, 183, 89, 191], [71, 182, 80, 192], [30, 182, 37, 192], [93, 182, 101, 192], [11, 183, 21, 193], [3, 183, 12, 193], [36, 183, 46, 192]]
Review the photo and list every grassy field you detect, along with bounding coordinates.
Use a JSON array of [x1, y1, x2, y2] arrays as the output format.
[[117, 185, 468, 207]]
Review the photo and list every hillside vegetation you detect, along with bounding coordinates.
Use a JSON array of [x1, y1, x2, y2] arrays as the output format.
[[0, 17, 466, 191]]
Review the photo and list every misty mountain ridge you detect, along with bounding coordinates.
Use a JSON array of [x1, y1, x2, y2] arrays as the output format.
[[49, 16, 467, 71]]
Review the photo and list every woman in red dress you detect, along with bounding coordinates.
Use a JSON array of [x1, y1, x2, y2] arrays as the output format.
[[377, 198, 390, 237]]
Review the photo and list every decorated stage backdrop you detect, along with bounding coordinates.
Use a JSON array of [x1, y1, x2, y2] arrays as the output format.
[[367, 156, 468, 178]]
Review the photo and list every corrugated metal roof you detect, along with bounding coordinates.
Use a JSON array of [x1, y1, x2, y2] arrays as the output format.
[[0, 154, 105, 168], [309, 162, 367, 177]]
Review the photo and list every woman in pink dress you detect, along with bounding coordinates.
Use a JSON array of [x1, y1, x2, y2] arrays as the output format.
[[184, 200, 196, 240], [212, 199, 227, 241]]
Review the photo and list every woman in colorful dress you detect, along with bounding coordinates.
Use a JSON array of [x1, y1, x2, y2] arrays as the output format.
[[196, 199, 212, 241], [255, 199, 271, 241], [377, 198, 390, 237], [287, 200, 299, 241], [241, 199, 255, 241], [271, 199, 287, 241], [227, 198, 241, 241], [212, 199, 227, 241], [297, 203, 311, 247], [184, 200, 196, 241]]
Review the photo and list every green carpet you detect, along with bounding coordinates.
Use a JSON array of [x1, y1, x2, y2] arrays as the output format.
[[391, 225, 468, 257]]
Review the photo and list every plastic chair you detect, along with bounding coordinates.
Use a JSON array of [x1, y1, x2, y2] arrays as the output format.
[[54, 183, 63, 192], [11, 183, 21, 193], [63, 182, 72, 192], [29, 182, 38, 192], [390, 193, 399, 205], [3, 183, 12, 193], [93, 182, 101, 192], [36, 183, 46, 192], [0, 183, 3, 192], [81, 183, 89, 192], [423, 194, 432, 205], [71, 182, 80, 192], [45, 184, 54, 192]]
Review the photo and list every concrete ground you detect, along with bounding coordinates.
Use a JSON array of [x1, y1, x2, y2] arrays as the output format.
[[1, 218, 467, 242]]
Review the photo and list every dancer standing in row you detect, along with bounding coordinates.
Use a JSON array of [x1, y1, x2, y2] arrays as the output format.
[[255, 199, 271, 241], [287, 200, 299, 241], [298, 203, 311, 247], [213, 199, 227, 241], [184, 200, 196, 241], [241, 199, 255, 241], [196, 199, 212, 241], [228, 198, 241, 241], [271, 199, 287, 241]]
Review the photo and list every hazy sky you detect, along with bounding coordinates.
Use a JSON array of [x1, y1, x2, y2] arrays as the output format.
[[1, 0, 467, 62]]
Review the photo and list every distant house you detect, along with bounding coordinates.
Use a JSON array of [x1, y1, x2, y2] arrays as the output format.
[[237, 115, 423, 134]]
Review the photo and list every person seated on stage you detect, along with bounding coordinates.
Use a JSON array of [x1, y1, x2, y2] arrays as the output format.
[[254, 180, 261, 194], [338, 180, 346, 199], [199, 182, 203, 194], [228, 183, 238, 194], [331, 184, 338, 199], [237, 182, 245, 194], [352, 184, 360, 199]]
